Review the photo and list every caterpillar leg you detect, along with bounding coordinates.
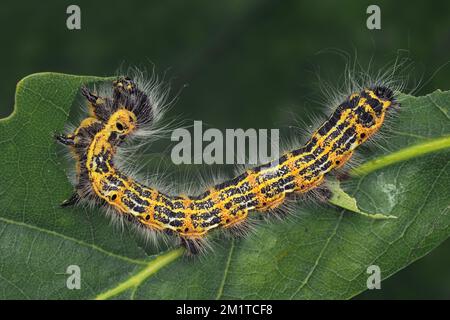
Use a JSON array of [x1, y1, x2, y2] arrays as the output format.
[[81, 86, 112, 121], [180, 237, 207, 255], [314, 185, 333, 202], [334, 171, 351, 181], [60, 192, 80, 207], [54, 133, 75, 146], [81, 86, 101, 105], [222, 215, 254, 239]]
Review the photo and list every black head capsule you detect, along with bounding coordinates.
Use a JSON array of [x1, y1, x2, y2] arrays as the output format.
[[113, 76, 136, 93]]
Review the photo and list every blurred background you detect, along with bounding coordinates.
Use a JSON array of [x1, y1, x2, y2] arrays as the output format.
[[0, 0, 448, 299]]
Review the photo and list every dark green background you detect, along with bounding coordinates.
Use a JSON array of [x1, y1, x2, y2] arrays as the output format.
[[0, 0, 449, 299]]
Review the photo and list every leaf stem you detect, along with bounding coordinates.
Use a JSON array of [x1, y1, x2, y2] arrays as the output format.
[[350, 135, 450, 177], [95, 248, 184, 300]]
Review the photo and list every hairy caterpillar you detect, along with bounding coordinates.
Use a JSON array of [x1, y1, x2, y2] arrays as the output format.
[[55, 72, 398, 254]]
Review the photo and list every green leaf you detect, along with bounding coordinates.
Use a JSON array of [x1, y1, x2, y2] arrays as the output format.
[[0, 73, 449, 299]]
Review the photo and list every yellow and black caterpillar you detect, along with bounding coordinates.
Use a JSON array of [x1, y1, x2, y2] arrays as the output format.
[[56, 75, 398, 254]]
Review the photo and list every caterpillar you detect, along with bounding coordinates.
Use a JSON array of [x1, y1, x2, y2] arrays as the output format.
[[55, 72, 398, 254]]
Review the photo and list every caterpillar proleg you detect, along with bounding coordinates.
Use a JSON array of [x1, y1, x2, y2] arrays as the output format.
[[56, 70, 399, 254]]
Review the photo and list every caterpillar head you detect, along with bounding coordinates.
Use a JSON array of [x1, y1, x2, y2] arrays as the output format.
[[355, 86, 397, 130], [113, 76, 136, 95], [340, 86, 398, 145], [113, 76, 155, 127]]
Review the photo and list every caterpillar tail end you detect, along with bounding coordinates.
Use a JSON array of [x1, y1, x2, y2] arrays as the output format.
[[60, 192, 80, 208], [54, 133, 74, 146]]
